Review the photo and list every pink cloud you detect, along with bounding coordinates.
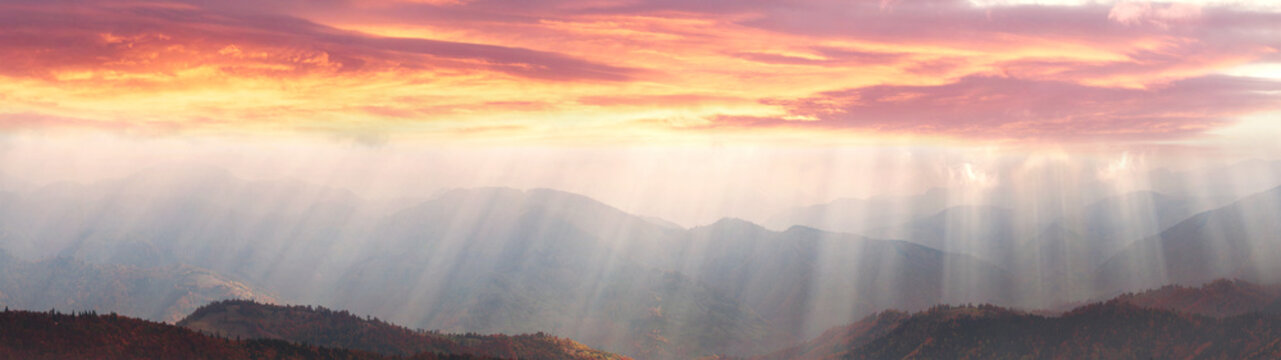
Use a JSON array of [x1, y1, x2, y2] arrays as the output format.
[[1109, 2, 1203, 28], [701, 75, 1281, 141], [0, 2, 638, 82]]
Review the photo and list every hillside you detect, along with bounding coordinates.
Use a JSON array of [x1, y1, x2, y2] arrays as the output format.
[[178, 300, 622, 360], [757, 301, 1281, 360], [0, 308, 485, 360], [1110, 279, 1281, 318], [1095, 186, 1281, 294]]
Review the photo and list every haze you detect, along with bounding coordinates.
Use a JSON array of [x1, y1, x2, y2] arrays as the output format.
[[3, 0, 1281, 359]]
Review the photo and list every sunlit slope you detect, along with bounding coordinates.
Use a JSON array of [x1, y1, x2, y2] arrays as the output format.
[[179, 300, 622, 360], [1095, 186, 1281, 295]]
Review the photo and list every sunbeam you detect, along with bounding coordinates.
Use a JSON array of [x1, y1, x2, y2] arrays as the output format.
[[4, 0, 1281, 359]]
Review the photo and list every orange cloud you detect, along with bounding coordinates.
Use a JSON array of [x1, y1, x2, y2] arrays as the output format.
[[0, 2, 636, 82], [0, 0, 1278, 145]]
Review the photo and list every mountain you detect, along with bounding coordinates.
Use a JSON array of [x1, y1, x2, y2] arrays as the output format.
[[333, 187, 768, 359], [0, 173, 1022, 359], [668, 220, 1015, 340], [0, 250, 274, 323], [1094, 186, 1281, 295], [867, 205, 1028, 265], [0, 308, 403, 360], [0, 164, 394, 305], [762, 186, 1227, 307], [757, 300, 1281, 360], [763, 188, 949, 234], [0, 169, 1032, 359], [178, 300, 622, 360], [1023, 191, 1202, 276], [1073, 191, 1201, 242], [333, 187, 1017, 357]]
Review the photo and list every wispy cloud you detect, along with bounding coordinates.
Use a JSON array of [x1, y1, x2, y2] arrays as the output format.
[[704, 75, 1281, 141], [0, 0, 1277, 145]]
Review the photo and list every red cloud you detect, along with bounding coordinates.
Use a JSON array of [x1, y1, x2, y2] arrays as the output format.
[[1, 0, 1278, 143], [0, 2, 638, 82]]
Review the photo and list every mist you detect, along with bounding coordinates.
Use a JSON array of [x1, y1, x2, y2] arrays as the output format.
[[4, 132, 1281, 358]]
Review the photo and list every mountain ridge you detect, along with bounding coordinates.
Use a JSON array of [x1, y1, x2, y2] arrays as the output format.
[[178, 299, 623, 360], [755, 281, 1281, 360]]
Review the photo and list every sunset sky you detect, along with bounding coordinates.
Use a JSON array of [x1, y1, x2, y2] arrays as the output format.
[[2, 0, 1281, 224]]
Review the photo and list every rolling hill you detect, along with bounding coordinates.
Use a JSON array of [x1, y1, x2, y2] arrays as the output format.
[[758, 298, 1281, 360], [178, 300, 622, 360], [1104, 279, 1281, 318], [0, 308, 408, 360], [0, 301, 624, 360]]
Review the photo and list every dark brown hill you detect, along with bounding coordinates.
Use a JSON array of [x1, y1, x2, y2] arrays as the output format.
[[178, 299, 622, 360]]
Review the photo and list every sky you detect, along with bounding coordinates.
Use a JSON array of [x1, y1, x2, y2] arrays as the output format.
[[2, 0, 1281, 224]]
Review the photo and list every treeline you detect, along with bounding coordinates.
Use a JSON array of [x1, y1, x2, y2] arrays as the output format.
[[178, 299, 623, 360], [0, 308, 503, 360], [759, 301, 1281, 360]]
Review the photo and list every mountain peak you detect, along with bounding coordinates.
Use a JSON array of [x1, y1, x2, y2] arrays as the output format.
[[700, 217, 766, 231]]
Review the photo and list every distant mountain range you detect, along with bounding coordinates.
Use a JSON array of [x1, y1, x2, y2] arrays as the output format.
[[10, 280, 1281, 360], [765, 160, 1281, 238], [767, 181, 1281, 308], [1096, 186, 1281, 295], [2, 165, 1281, 359], [333, 187, 1010, 356], [0, 249, 273, 323]]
